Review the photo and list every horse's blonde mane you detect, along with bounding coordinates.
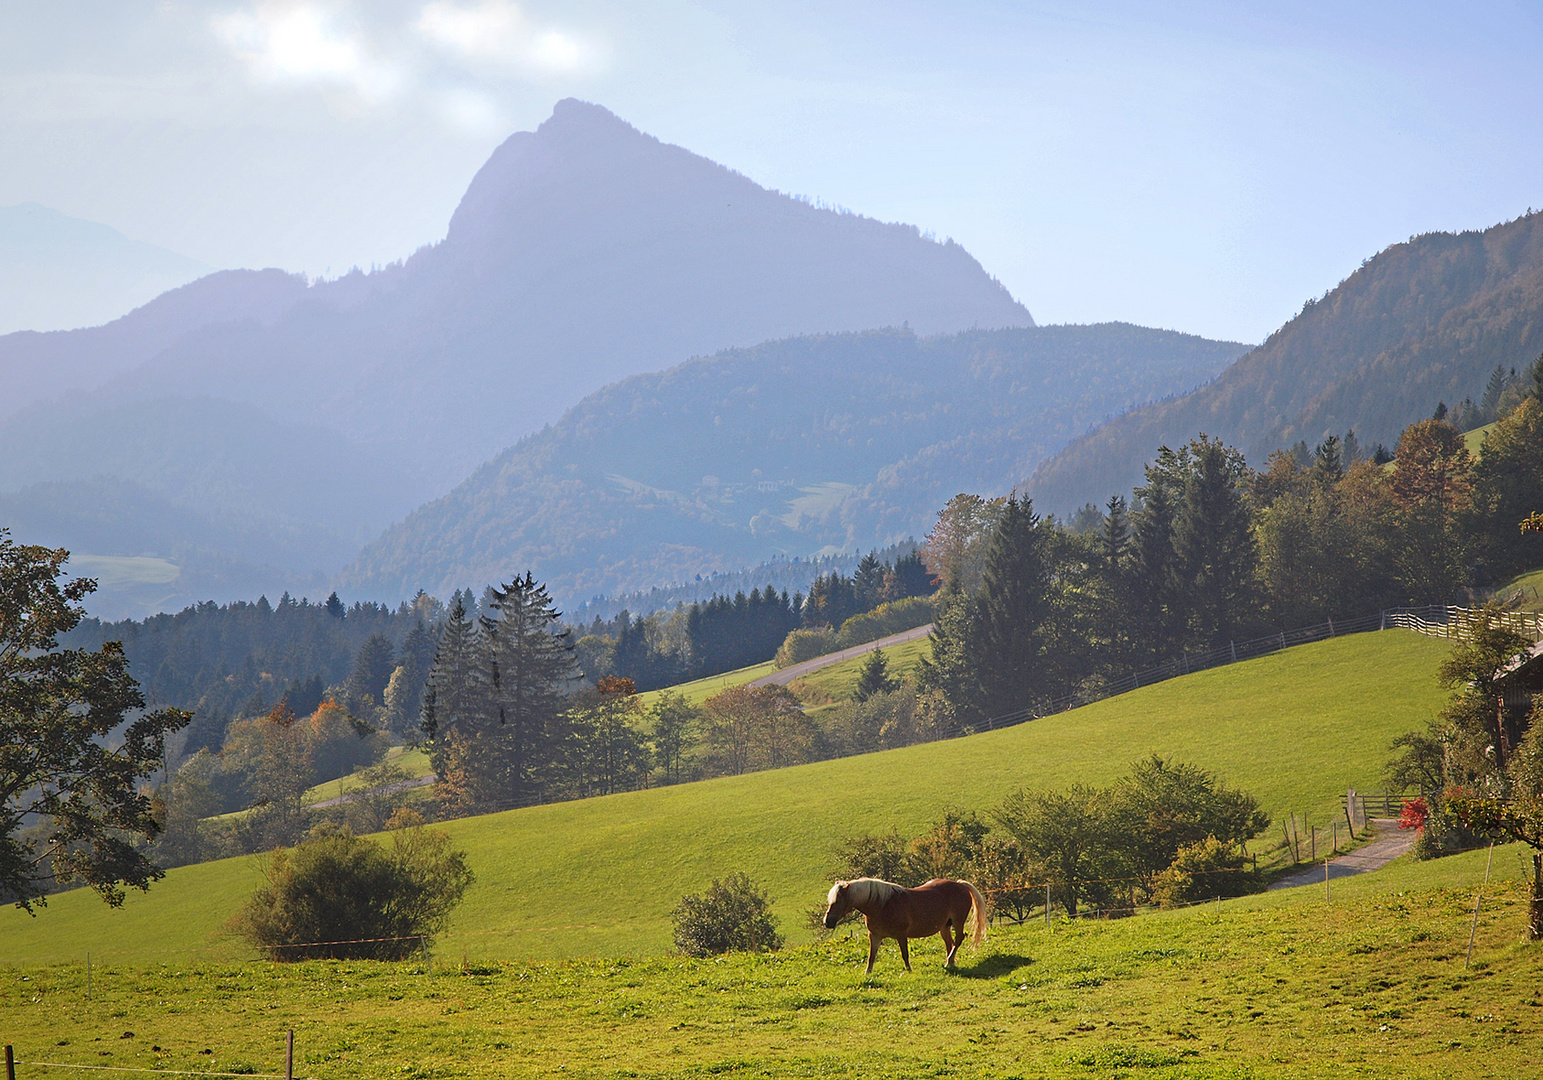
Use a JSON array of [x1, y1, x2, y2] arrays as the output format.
[[831, 877, 903, 908]]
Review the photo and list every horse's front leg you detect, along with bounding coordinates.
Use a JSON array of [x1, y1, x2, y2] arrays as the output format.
[[865, 931, 881, 975], [898, 936, 912, 972]]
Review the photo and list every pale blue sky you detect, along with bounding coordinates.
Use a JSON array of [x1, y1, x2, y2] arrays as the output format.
[[1, 0, 1539, 343]]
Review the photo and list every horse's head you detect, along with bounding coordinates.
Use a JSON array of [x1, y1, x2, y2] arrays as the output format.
[[823, 881, 853, 928]]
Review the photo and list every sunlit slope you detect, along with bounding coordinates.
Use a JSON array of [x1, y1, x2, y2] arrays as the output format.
[[5, 631, 1450, 963]]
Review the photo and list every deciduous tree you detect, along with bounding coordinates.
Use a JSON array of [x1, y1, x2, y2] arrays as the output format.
[[0, 531, 190, 912]]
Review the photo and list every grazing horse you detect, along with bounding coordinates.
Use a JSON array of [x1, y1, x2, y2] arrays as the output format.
[[823, 877, 987, 973]]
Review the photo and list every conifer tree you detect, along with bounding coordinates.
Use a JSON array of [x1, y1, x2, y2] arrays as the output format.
[[1101, 494, 1129, 567], [420, 595, 483, 779], [920, 496, 1055, 725], [1171, 436, 1256, 647], [853, 648, 896, 702], [476, 572, 580, 807], [853, 551, 886, 610], [1128, 456, 1181, 661], [346, 633, 396, 711]]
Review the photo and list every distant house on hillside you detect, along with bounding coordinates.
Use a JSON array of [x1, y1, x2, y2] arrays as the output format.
[[1496, 638, 1543, 755]]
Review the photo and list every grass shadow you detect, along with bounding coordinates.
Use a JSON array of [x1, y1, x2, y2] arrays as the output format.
[[951, 952, 1034, 979]]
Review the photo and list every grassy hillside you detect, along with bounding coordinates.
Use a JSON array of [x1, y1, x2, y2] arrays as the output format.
[[1500, 566, 1543, 612], [4, 630, 1451, 965], [5, 845, 1538, 1079], [789, 636, 932, 704], [636, 660, 776, 708]]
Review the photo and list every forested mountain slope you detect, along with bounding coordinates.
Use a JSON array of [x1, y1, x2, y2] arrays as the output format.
[[0, 100, 1030, 617], [340, 323, 1246, 603], [1026, 212, 1543, 513]]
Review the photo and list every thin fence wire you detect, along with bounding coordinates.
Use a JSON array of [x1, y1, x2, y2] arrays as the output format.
[[15, 1064, 301, 1079]]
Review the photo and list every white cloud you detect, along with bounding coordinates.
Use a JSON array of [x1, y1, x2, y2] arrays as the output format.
[[438, 87, 506, 136], [213, 3, 405, 102], [417, 1, 599, 76]]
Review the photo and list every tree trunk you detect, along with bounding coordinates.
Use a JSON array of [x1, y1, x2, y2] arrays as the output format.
[[1532, 852, 1543, 942]]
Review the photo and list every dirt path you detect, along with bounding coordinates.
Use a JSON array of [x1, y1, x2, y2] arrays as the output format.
[[1268, 818, 1416, 890], [749, 623, 934, 688]]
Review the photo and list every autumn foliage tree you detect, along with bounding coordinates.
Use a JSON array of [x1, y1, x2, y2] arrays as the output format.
[[702, 684, 816, 775]]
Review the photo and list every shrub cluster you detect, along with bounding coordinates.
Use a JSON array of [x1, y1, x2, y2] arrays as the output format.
[[827, 755, 1268, 922], [671, 872, 783, 957], [232, 813, 473, 961]]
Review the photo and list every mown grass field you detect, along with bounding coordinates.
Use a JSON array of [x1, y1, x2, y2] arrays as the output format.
[[4, 630, 1452, 967], [637, 661, 777, 709], [789, 636, 932, 705], [299, 746, 433, 807], [6, 843, 1541, 1079]]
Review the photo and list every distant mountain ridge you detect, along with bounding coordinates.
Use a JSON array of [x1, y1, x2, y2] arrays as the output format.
[[338, 323, 1246, 605], [1026, 212, 1543, 513], [0, 99, 1034, 615], [0, 203, 212, 335]]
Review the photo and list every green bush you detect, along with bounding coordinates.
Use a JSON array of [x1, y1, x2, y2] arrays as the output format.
[[232, 816, 473, 960], [1151, 836, 1261, 907], [671, 872, 783, 956], [834, 596, 935, 649], [774, 628, 837, 669]]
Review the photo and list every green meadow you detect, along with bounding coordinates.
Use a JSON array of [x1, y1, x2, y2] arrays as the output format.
[[4, 630, 1451, 967], [788, 635, 933, 705], [5, 843, 1540, 1079], [637, 661, 777, 709]]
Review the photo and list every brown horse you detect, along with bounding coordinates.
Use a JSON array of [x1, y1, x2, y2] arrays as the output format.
[[823, 877, 987, 973]]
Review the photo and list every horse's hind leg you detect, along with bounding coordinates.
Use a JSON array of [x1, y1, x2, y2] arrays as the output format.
[[898, 936, 912, 972], [940, 925, 959, 968]]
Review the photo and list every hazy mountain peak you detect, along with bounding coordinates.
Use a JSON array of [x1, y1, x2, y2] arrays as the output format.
[[2, 100, 1042, 617], [0, 203, 211, 334]]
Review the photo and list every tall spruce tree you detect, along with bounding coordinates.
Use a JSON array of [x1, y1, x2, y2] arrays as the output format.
[[854, 551, 886, 610], [346, 633, 396, 711], [476, 572, 580, 807], [420, 595, 483, 779], [1171, 436, 1256, 647], [1129, 454, 1182, 662], [921, 495, 1055, 725]]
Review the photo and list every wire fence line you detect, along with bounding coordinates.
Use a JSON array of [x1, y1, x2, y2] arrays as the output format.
[[13, 1064, 300, 1079]]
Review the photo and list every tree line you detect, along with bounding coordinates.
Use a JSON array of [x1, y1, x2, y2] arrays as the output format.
[[919, 359, 1543, 729], [574, 549, 932, 690]]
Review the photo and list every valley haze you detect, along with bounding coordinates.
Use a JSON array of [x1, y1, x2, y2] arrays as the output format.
[[0, 99, 1237, 619]]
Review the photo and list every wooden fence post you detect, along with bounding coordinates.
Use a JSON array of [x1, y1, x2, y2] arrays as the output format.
[[1045, 883, 1051, 930], [6, 1043, 14, 1080], [1325, 858, 1331, 903], [1466, 896, 1483, 968], [286, 1030, 294, 1080]]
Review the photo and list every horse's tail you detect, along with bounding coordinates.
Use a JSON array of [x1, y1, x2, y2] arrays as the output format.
[[961, 880, 988, 947]]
